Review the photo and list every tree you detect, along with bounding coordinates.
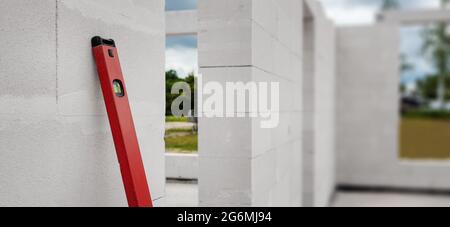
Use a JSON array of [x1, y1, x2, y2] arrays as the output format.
[[165, 70, 197, 116], [400, 54, 414, 95], [417, 74, 450, 101], [381, 0, 400, 11], [166, 69, 179, 81], [184, 72, 197, 115], [166, 70, 183, 115], [421, 0, 450, 109], [443, 0, 450, 9], [401, 54, 414, 72]]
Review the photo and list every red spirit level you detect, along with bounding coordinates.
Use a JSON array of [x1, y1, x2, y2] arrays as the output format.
[[92, 36, 153, 208]]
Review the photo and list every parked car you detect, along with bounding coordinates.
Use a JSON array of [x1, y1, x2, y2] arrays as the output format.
[[401, 96, 423, 113]]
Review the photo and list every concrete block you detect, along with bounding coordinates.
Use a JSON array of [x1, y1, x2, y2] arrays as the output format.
[[198, 0, 252, 67], [0, 115, 63, 206], [252, 0, 278, 37], [199, 117, 252, 158], [199, 156, 252, 207], [0, 0, 57, 115], [166, 154, 199, 180], [57, 0, 165, 117], [0, 115, 143, 206], [0, 0, 165, 206], [198, 0, 311, 207], [251, 149, 277, 193], [198, 18, 252, 67], [166, 10, 198, 36], [252, 23, 275, 74]]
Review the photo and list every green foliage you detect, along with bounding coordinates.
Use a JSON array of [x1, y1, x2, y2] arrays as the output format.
[[381, 0, 400, 11], [165, 132, 198, 153], [185, 72, 196, 113], [402, 109, 450, 120], [166, 128, 193, 133], [422, 24, 450, 75], [165, 69, 180, 83], [417, 75, 450, 100], [166, 70, 197, 116], [166, 70, 182, 115], [165, 116, 189, 122], [442, 0, 450, 8], [400, 84, 406, 93], [419, 1, 450, 106]]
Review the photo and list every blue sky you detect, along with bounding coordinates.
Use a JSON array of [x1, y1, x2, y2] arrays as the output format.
[[400, 26, 437, 91], [166, 0, 197, 11], [165, 0, 442, 79]]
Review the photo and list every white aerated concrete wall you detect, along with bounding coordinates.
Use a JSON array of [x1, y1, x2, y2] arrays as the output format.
[[302, 0, 336, 207], [336, 23, 450, 190], [312, 15, 336, 207], [198, 0, 304, 207], [166, 154, 199, 180], [0, 0, 165, 206], [336, 25, 399, 189]]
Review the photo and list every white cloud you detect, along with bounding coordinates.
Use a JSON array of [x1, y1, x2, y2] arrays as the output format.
[[166, 47, 198, 78], [318, 0, 441, 26], [323, 4, 377, 25], [318, 0, 379, 25]]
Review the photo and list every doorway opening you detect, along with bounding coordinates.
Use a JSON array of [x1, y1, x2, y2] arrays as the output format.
[[162, 0, 200, 207], [165, 35, 199, 155]]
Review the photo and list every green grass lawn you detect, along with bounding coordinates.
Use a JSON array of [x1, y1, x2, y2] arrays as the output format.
[[400, 117, 450, 159], [165, 133, 198, 154], [165, 126, 198, 154], [165, 116, 189, 122]]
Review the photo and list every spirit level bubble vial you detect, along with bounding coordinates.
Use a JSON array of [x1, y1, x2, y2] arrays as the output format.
[[92, 36, 153, 208]]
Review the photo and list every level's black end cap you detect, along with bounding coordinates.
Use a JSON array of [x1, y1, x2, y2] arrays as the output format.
[[91, 36, 116, 48]]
